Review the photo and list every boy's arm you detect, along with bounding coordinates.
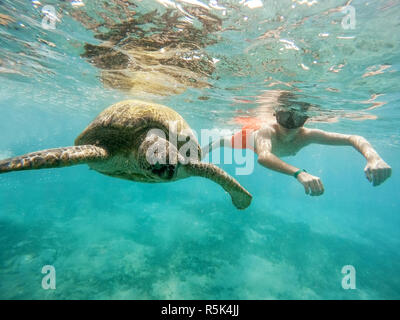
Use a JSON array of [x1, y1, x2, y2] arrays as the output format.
[[305, 128, 392, 186], [256, 130, 324, 196]]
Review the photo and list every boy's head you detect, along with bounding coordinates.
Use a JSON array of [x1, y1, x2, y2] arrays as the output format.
[[275, 105, 310, 129], [274, 93, 311, 129]]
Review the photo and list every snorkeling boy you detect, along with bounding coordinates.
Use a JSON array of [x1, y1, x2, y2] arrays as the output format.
[[202, 103, 392, 196]]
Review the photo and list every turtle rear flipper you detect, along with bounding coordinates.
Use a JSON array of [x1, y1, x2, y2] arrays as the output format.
[[0, 145, 108, 174]]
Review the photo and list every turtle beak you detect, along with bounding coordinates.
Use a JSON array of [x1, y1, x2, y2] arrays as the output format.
[[174, 160, 190, 180]]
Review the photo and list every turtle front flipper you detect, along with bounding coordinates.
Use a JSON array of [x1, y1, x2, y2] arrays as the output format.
[[0, 145, 108, 174], [182, 161, 252, 210]]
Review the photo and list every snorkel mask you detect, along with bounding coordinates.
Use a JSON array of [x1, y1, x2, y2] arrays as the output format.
[[275, 107, 309, 129]]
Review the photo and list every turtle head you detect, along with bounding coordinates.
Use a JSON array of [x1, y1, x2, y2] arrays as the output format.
[[137, 132, 183, 182]]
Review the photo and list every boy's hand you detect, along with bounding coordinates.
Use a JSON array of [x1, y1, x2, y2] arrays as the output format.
[[297, 172, 324, 196], [364, 158, 392, 186]]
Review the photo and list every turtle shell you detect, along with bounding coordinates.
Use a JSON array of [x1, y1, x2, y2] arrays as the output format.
[[75, 100, 201, 159]]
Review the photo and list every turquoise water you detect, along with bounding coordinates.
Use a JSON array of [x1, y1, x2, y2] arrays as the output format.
[[0, 0, 399, 299]]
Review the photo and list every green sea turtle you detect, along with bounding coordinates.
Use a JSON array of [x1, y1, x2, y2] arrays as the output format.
[[0, 100, 252, 209]]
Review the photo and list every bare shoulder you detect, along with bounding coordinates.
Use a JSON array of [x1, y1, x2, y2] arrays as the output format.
[[254, 124, 275, 154], [300, 127, 321, 138], [256, 124, 277, 139]]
